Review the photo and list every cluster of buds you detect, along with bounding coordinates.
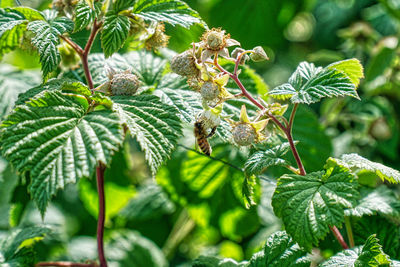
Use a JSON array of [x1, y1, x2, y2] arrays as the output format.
[[170, 28, 271, 147]]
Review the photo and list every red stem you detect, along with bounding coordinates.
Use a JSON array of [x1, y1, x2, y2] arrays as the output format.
[[58, 19, 107, 266], [330, 226, 349, 249], [81, 20, 102, 90], [96, 164, 107, 267], [36, 262, 97, 267], [227, 56, 348, 249]]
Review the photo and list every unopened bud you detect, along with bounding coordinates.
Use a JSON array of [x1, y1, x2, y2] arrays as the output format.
[[110, 73, 140, 96], [171, 50, 199, 77], [250, 46, 269, 62], [200, 81, 219, 101], [232, 123, 256, 146]]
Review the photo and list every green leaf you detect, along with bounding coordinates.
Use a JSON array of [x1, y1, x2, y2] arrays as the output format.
[[327, 58, 364, 87], [123, 50, 168, 87], [118, 183, 175, 222], [291, 105, 332, 172], [74, 0, 100, 32], [157, 146, 260, 238], [0, 0, 14, 8], [0, 65, 40, 119], [1, 91, 123, 214], [244, 143, 292, 176], [154, 88, 200, 123], [114, 0, 136, 12], [193, 256, 248, 267], [0, 226, 50, 265], [271, 159, 358, 250], [132, 0, 204, 28], [111, 95, 182, 174], [345, 186, 400, 221], [320, 235, 390, 267], [353, 216, 400, 259], [79, 179, 135, 221], [101, 11, 130, 57], [269, 61, 360, 104], [248, 231, 310, 267], [337, 153, 400, 184], [106, 230, 168, 267], [0, 8, 27, 57], [28, 15, 74, 77]]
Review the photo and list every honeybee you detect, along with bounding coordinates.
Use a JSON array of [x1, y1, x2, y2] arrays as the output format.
[[194, 119, 217, 156]]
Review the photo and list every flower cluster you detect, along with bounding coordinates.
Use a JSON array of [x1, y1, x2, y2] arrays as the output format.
[[170, 28, 273, 148]]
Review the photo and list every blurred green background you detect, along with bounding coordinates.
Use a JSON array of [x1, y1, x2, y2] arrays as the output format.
[[1, 0, 400, 266]]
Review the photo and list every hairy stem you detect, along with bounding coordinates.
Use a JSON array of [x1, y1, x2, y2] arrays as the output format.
[[345, 216, 355, 248], [36, 262, 97, 267], [96, 164, 107, 267], [330, 226, 349, 250]]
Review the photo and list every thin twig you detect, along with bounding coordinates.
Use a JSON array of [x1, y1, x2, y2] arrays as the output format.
[[59, 35, 84, 55], [178, 144, 243, 172], [345, 216, 355, 248], [330, 226, 349, 250]]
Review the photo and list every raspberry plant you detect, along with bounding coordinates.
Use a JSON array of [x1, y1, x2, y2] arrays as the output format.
[[0, 0, 400, 267]]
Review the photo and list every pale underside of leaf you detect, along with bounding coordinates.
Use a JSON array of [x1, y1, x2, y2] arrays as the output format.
[[338, 153, 400, 184]]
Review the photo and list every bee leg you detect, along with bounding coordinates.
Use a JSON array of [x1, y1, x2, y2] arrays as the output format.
[[207, 126, 217, 138]]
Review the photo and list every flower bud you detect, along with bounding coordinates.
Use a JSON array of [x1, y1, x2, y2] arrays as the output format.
[[110, 73, 140, 96], [171, 50, 199, 77], [232, 123, 256, 146], [200, 81, 219, 101], [206, 29, 225, 51], [250, 46, 269, 62]]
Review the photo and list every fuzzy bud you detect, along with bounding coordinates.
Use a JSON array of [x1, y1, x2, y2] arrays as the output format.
[[110, 73, 140, 96], [232, 123, 256, 146], [200, 81, 219, 101], [206, 30, 225, 51], [250, 46, 269, 62], [171, 50, 199, 77]]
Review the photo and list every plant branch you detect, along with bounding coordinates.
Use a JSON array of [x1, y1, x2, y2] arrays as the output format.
[[96, 163, 107, 267], [59, 35, 84, 55], [81, 20, 102, 90], [36, 262, 97, 267], [330, 226, 349, 250], [344, 216, 355, 248]]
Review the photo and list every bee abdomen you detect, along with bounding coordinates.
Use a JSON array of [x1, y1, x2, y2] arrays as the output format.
[[197, 138, 211, 156]]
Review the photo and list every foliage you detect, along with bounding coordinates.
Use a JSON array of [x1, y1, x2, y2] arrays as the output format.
[[271, 159, 358, 250], [0, 0, 399, 266]]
